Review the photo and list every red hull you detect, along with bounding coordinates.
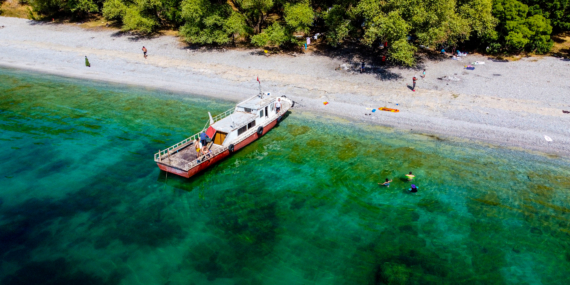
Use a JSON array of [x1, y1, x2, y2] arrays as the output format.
[[157, 117, 279, 178]]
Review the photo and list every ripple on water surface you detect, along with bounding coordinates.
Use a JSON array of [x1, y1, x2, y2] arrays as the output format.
[[1, 67, 570, 284]]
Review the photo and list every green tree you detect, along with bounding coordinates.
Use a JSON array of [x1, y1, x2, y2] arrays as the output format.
[[353, 0, 495, 65], [29, 0, 101, 15], [521, 0, 570, 32], [250, 21, 289, 46], [179, 0, 247, 45], [231, 0, 274, 34], [284, 1, 314, 34], [102, 0, 183, 33], [490, 0, 553, 53], [250, 1, 314, 47], [322, 5, 353, 47]]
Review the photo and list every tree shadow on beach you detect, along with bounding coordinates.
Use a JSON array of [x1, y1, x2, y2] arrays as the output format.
[[110, 30, 161, 42], [310, 41, 408, 81]]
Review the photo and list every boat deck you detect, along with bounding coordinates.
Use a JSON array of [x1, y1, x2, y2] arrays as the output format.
[[158, 142, 223, 171]]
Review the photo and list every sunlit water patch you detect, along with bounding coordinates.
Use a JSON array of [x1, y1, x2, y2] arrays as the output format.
[[1, 67, 569, 284]]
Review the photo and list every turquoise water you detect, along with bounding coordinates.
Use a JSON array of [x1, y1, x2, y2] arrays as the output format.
[[1, 67, 570, 285]]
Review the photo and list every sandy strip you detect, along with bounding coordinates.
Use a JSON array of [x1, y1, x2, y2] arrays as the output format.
[[1, 16, 570, 157]]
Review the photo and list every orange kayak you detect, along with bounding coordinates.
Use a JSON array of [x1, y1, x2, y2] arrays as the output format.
[[378, 107, 400, 113]]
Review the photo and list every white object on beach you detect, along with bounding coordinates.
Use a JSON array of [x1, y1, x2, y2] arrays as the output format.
[[544, 135, 552, 142], [473, 61, 485, 65]]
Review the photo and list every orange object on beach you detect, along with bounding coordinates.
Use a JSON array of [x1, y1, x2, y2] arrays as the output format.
[[378, 107, 399, 113], [324, 101, 329, 105]]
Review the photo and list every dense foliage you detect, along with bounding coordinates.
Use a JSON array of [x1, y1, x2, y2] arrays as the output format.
[[27, 0, 570, 65]]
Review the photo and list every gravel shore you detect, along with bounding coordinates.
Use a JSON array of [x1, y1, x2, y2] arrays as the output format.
[[1, 16, 570, 157]]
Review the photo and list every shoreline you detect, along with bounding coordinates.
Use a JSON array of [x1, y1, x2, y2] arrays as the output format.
[[2, 16, 570, 158]]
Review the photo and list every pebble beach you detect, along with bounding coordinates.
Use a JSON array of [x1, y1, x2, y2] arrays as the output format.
[[1, 16, 569, 156]]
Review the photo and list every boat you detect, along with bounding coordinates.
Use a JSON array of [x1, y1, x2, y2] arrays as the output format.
[[154, 92, 294, 178]]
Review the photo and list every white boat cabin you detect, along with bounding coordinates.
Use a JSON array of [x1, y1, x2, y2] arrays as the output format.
[[208, 93, 282, 147]]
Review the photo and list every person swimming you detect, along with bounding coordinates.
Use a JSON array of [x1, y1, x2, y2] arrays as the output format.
[[410, 184, 418, 192], [405, 171, 415, 181], [379, 178, 392, 187]]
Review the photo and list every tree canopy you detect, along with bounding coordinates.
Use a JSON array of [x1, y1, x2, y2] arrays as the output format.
[[27, 0, 570, 65]]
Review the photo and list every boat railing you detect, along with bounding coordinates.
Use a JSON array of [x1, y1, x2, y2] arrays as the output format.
[[156, 107, 235, 162], [201, 107, 235, 131], [154, 132, 200, 162]]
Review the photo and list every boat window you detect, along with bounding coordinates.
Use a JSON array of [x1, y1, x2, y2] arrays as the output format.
[[259, 110, 264, 117], [248, 120, 256, 129], [244, 108, 252, 113], [270, 103, 274, 111], [238, 126, 247, 136]]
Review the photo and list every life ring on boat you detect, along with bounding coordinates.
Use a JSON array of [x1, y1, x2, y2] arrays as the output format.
[[257, 126, 264, 136], [228, 144, 235, 153]]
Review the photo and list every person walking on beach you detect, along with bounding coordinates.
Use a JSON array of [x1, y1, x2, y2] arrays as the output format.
[[406, 171, 415, 181], [412, 76, 417, 92], [379, 178, 392, 187], [361, 61, 365, 73], [142, 46, 148, 59], [85, 56, 90, 67]]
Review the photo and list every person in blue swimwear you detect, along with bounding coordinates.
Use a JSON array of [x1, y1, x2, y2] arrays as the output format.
[[379, 178, 392, 187]]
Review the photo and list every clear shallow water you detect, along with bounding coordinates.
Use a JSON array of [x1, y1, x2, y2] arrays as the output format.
[[1, 67, 570, 285]]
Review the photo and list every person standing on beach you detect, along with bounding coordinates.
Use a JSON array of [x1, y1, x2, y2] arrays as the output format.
[[85, 56, 90, 67], [421, 69, 426, 79], [412, 76, 417, 92], [406, 171, 415, 181], [361, 62, 365, 73], [142, 46, 148, 59]]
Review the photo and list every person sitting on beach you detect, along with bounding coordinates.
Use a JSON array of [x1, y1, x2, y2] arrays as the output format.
[[441, 48, 446, 55], [379, 178, 393, 187], [410, 184, 418, 193], [406, 172, 415, 181]]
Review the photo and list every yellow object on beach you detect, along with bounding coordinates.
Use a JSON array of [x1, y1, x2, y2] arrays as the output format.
[[264, 50, 268, 53], [378, 107, 399, 113]]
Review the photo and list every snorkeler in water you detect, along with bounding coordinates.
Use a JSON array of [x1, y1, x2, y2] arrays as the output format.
[[410, 184, 418, 192], [379, 178, 392, 187]]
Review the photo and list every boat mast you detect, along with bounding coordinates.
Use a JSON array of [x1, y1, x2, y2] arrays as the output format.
[[257, 76, 263, 98]]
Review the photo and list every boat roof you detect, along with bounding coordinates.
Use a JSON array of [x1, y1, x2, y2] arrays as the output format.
[[212, 111, 256, 133], [238, 95, 275, 110]]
